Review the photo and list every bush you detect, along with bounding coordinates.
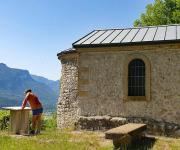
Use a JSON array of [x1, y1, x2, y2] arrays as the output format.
[[41, 112, 57, 131], [0, 110, 10, 130]]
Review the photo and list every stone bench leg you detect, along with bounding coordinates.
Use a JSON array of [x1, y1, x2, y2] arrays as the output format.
[[112, 135, 132, 149]]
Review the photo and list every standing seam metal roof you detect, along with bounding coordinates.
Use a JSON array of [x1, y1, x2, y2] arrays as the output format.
[[73, 24, 180, 48]]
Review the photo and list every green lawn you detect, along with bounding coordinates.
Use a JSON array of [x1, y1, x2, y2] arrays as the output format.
[[0, 130, 180, 150], [151, 137, 180, 150], [0, 111, 179, 150], [0, 130, 112, 150]]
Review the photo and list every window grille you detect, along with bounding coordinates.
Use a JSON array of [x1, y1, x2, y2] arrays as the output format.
[[128, 59, 145, 96]]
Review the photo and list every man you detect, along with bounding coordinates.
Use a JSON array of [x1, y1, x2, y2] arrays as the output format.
[[21, 89, 43, 135]]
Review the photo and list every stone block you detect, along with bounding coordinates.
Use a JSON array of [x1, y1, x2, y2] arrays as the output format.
[[78, 91, 89, 97]]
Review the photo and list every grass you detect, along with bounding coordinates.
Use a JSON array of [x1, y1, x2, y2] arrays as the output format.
[[0, 130, 180, 150], [0, 111, 180, 150], [0, 130, 112, 150], [152, 137, 180, 150]]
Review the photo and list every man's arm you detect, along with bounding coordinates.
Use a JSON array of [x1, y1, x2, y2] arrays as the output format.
[[21, 93, 29, 109]]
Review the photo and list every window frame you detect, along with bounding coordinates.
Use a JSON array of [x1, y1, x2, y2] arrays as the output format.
[[123, 54, 151, 102]]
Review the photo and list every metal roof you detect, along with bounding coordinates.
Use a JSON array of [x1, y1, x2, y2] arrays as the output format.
[[73, 24, 180, 48]]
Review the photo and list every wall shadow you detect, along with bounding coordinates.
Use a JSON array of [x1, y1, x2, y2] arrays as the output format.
[[116, 136, 156, 150]]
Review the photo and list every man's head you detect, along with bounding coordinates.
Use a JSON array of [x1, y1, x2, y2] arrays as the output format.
[[24, 89, 32, 94]]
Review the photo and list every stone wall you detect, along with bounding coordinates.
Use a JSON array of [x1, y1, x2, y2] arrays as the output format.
[[77, 43, 180, 125], [75, 116, 180, 137], [57, 53, 79, 128], [57, 43, 180, 133]]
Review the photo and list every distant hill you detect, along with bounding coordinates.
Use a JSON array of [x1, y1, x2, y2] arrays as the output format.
[[0, 63, 59, 112], [31, 75, 59, 93]]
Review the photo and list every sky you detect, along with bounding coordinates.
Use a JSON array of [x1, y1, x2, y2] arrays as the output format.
[[0, 0, 154, 80]]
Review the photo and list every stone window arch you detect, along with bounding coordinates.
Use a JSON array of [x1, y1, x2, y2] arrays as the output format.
[[124, 54, 151, 101]]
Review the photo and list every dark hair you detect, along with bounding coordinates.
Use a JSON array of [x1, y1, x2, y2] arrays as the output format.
[[24, 89, 32, 94]]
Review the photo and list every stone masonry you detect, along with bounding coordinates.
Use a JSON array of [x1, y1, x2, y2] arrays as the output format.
[[77, 43, 180, 125], [57, 43, 180, 136], [57, 52, 79, 128], [75, 116, 180, 137]]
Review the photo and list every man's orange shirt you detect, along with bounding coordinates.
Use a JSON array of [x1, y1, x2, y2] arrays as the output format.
[[22, 92, 42, 110]]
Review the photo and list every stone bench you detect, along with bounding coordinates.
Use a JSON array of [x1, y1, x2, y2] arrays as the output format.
[[105, 123, 147, 149]]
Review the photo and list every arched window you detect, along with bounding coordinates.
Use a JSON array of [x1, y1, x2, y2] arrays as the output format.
[[128, 59, 145, 96]]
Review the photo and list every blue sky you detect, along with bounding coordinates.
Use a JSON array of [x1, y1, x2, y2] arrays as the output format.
[[0, 0, 154, 80]]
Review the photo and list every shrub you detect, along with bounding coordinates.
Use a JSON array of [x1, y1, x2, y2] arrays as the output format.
[[0, 110, 10, 130], [41, 112, 57, 131]]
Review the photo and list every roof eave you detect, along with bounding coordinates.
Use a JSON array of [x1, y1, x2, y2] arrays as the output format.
[[57, 48, 77, 59], [73, 40, 180, 49]]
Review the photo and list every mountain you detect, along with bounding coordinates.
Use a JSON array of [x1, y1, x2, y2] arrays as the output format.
[[31, 75, 59, 94], [0, 63, 59, 112]]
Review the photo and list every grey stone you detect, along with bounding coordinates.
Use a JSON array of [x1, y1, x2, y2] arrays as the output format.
[[74, 116, 180, 137]]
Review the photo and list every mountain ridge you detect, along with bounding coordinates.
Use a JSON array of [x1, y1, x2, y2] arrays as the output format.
[[0, 63, 59, 112], [31, 74, 59, 93]]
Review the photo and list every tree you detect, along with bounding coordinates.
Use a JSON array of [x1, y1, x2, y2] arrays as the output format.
[[134, 0, 180, 27]]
